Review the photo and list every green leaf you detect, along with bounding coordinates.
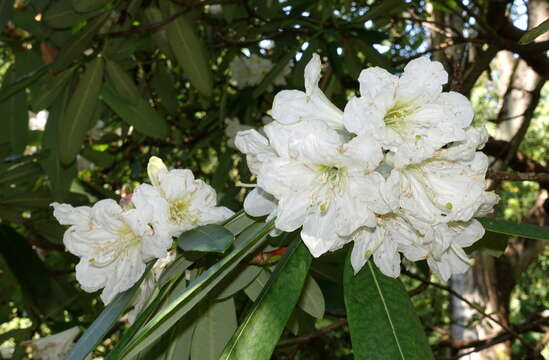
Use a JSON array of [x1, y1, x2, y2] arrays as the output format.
[[165, 2, 213, 97], [0, 191, 52, 208], [151, 63, 179, 114], [466, 231, 509, 257], [352, 38, 394, 71], [243, 268, 271, 301], [477, 217, 549, 241], [0, 161, 42, 187], [178, 224, 235, 253], [191, 298, 238, 360], [0, 0, 13, 30], [343, 255, 434, 360], [252, 51, 295, 98], [297, 275, 325, 319], [31, 68, 75, 111], [114, 221, 274, 359], [44, 0, 104, 29], [216, 265, 262, 300], [72, 0, 110, 13], [158, 256, 193, 288], [223, 211, 256, 236], [66, 262, 155, 360], [58, 57, 104, 165], [1, 67, 29, 155], [101, 84, 169, 139], [360, 0, 407, 21], [105, 58, 141, 104], [51, 11, 111, 72], [143, 7, 175, 60], [0, 65, 47, 103], [220, 239, 312, 360], [519, 19, 549, 44]]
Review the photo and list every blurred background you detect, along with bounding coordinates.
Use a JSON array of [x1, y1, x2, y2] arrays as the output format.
[[0, 0, 547, 359]]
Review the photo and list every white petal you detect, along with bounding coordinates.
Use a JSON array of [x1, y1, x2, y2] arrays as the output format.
[[301, 207, 347, 257], [357, 66, 397, 109], [343, 96, 386, 136], [158, 169, 197, 203], [397, 57, 447, 105], [339, 134, 383, 171], [350, 231, 374, 274], [373, 238, 401, 278], [147, 156, 168, 189], [243, 187, 277, 217], [275, 193, 310, 232], [304, 53, 321, 96], [51, 202, 91, 226], [437, 91, 474, 129]]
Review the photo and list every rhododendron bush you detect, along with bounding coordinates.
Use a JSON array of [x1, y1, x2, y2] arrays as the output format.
[[1, 1, 548, 359]]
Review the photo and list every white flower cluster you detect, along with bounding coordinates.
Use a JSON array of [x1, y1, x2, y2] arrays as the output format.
[[229, 54, 291, 89], [52, 157, 233, 312], [235, 54, 498, 281]]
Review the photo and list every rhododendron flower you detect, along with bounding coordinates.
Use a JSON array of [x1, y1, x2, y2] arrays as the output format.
[[343, 57, 473, 168], [229, 54, 290, 89], [51, 199, 172, 304], [132, 156, 234, 237], [20, 326, 83, 360]]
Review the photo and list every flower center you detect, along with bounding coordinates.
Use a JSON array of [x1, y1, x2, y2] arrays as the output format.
[[89, 224, 140, 267], [383, 103, 415, 129], [169, 198, 195, 225], [314, 165, 347, 211]]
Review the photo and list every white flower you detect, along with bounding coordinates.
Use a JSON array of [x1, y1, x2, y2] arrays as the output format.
[[20, 326, 82, 360], [224, 117, 253, 149], [229, 54, 290, 89], [127, 251, 175, 324], [51, 199, 172, 304], [236, 118, 388, 257], [131, 157, 234, 237], [389, 152, 498, 226], [272, 54, 344, 130], [343, 57, 472, 168]]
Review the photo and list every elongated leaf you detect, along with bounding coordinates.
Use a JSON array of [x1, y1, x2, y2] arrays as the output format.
[[72, 0, 110, 13], [1, 67, 29, 155], [243, 269, 271, 301], [216, 265, 262, 300], [151, 63, 178, 113], [44, 0, 103, 29], [0, 65, 47, 103], [51, 12, 110, 72], [114, 221, 274, 359], [191, 298, 238, 360], [165, 2, 213, 97], [31, 68, 75, 111], [158, 256, 193, 288], [0, 191, 52, 208], [58, 57, 104, 165], [477, 217, 549, 241], [178, 224, 235, 253], [220, 239, 312, 360], [252, 51, 294, 98], [66, 262, 155, 360], [297, 275, 325, 319], [0, 0, 13, 30], [352, 38, 394, 71], [105, 58, 141, 103], [344, 256, 433, 360], [519, 18, 549, 44], [101, 85, 169, 139], [0, 161, 42, 186], [144, 7, 175, 60]]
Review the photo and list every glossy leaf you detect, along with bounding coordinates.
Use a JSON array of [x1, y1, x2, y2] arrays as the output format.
[[477, 217, 549, 241], [101, 84, 169, 139], [243, 269, 271, 301], [191, 298, 238, 360], [519, 18, 549, 44], [344, 255, 434, 360], [66, 262, 155, 360], [44, 0, 103, 29], [297, 275, 325, 319], [1, 67, 28, 155], [177, 224, 235, 253], [220, 239, 312, 360], [216, 264, 262, 300], [105, 58, 141, 104], [0, 65, 47, 103], [31, 68, 75, 111], [58, 57, 104, 165], [51, 12, 111, 72], [114, 221, 274, 359], [72, 0, 110, 13], [165, 2, 213, 97]]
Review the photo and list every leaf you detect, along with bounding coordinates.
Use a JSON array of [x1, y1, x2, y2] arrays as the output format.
[[343, 255, 434, 360], [113, 221, 274, 359], [101, 84, 169, 139], [477, 217, 549, 242], [352, 38, 394, 71], [223, 211, 256, 236], [0, 65, 47, 103], [191, 298, 238, 360], [219, 239, 312, 360], [0, 191, 52, 208], [297, 275, 325, 319], [58, 57, 104, 165], [72, 0, 110, 13], [144, 7, 175, 60], [44, 0, 104, 29], [0, 161, 42, 187], [360, 0, 407, 21], [216, 265, 262, 300], [165, 2, 213, 97], [31, 68, 75, 111], [252, 51, 295, 98], [66, 262, 155, 360], [105, 58, 141, 104], [466, 231, 509, 257], [0, 225, 51, 311], [243, 269, 271, 301], [150, 63, 178, 114], [177, 224, 235, 253], [51, 12, 111, 72], [519, 19, 549, 44], [1, 67, 29, 155], [158, 256, 193, 288], [0, 0, 13, 30]]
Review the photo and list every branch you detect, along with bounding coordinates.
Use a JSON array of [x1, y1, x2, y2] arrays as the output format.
[[277, 319, 348, 348], [486, 171, 549, 183]]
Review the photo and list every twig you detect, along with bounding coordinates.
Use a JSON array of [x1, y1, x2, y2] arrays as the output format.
[[486, 171, 549, 183], [277, 319, 348, 347], [402, 271, 538, 355]]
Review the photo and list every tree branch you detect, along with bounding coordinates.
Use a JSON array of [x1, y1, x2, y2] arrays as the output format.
[[486, 171, 549, 183], [277, 319, 348, 348]]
